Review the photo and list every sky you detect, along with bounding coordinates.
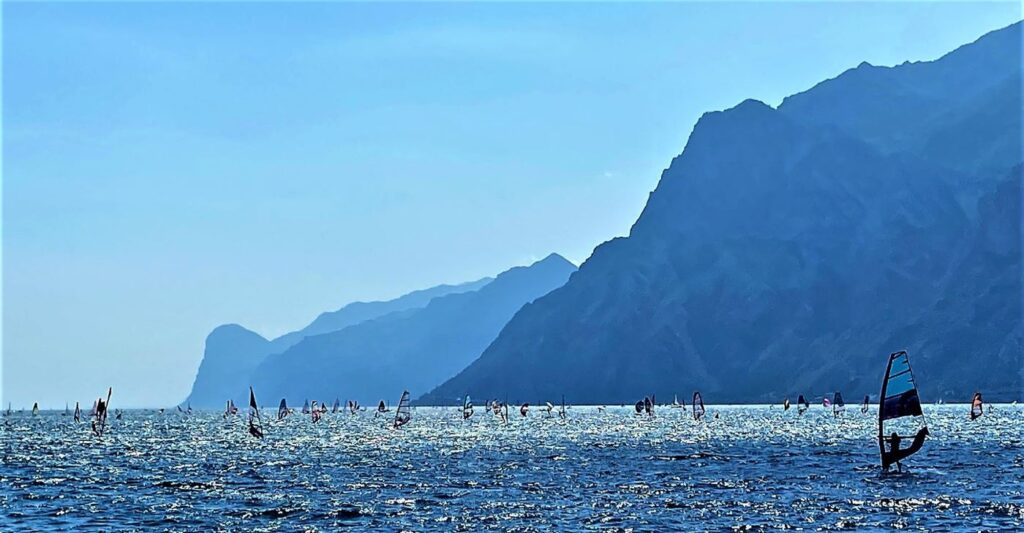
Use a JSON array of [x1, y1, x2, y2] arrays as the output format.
[[3, 2, 1021, 408]]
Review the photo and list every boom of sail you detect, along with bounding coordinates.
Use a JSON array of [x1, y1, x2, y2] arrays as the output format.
[[878, 350, 929, 469]]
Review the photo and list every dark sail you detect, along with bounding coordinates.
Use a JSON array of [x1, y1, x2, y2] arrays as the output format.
[[248, 387, 264, 439], [861, 395, 870, 414], [833, 392, 845, 417], [692, 391, 705, 421], [797, 395, 809, 415], [970, 392, 983, 420], [278, 398, 288, 420], [393, 391, 411, 428], [878, 351, 929, 469], [463, 395, 473, 420]]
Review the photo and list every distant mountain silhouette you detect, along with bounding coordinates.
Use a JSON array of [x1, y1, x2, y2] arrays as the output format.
[[422, 22, 1023, 405], [248, 254, 576, 405], [184, 277, 491, 408]]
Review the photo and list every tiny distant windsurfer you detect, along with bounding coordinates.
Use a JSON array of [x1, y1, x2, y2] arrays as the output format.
[[92, 396, 108, 436]]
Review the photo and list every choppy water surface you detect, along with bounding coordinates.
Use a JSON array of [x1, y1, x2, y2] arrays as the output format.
[[2, 405, 1022, 531]]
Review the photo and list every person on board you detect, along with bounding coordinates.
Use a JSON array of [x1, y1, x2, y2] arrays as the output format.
[[889, 432, 903, 473]]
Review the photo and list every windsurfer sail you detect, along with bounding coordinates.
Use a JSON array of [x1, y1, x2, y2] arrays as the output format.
[[302, 399, 310, 414], [520, 403, 529, 417], [798, 395, 809, 415], [394, 391, 411, 429], [861, 395, 870, 414], [311, 401, 322, 423], [73, 402, 81, 423], [878, 350, 929, 471], [92, 388, 112, 437], [248, 387, 264, 439], [278, 398, 289, 420], [970, 392, 983, 420], [378, 400, 388, 414], [783, 398, 791, 411], [332, 399, 340, 414], [833, 392, 845, 418], [32, 403, 39, 416], [692, 391, 705, 421], [545, 402, 554, 417], [462, 396, 474, 420], [559, 396, 567, 420]]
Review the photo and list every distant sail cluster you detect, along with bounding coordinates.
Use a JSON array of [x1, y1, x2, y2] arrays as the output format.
[[9, 350, 996, 473]]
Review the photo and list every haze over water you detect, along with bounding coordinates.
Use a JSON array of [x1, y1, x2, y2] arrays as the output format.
[[3, 405, 1021, 531]]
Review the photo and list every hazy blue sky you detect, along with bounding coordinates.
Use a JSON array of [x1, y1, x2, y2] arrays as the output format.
[[4, 2, 1020, 407]]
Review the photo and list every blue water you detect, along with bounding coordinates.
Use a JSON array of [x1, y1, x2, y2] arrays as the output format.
[[2, 405, 1021, 531]]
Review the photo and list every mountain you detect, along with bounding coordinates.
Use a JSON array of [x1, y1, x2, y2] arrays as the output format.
[[422, 22, 1023, 405], [184, 277, 492, 407], [248, 254, 576, 405]]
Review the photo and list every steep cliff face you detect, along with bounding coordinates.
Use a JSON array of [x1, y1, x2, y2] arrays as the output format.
[[422, 22, 1022, 404], [185, 324, 272, 408], [184, 277, 491, 408], [248, 255, 576, 404]]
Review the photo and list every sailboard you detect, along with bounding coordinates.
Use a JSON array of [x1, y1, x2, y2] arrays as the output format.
[[278, 398, 289, 420], [833, 392, 845, 417], [878, 350, 929, 470], [970, 392, 983, 420], [463, 396, 474, 420], [393, 390, 411, 429], [302, 399, 310, 414], [861, 395, 870, 414], [692, 391, 705, 421], [73, 402, 81, 423]]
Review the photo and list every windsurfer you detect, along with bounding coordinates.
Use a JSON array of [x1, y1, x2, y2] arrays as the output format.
[[888, 432, 902, 472]]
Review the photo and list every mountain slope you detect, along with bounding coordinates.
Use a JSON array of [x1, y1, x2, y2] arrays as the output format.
[[184, 277, 491, 407], [248, 254, 576, 404], [422, 22, 1023, 404]]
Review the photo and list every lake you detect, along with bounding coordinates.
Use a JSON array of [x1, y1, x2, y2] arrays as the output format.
[[2, 404, 1021, 531]]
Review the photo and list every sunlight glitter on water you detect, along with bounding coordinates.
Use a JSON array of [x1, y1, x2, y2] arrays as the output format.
[[2, 405, 1021, 531]]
